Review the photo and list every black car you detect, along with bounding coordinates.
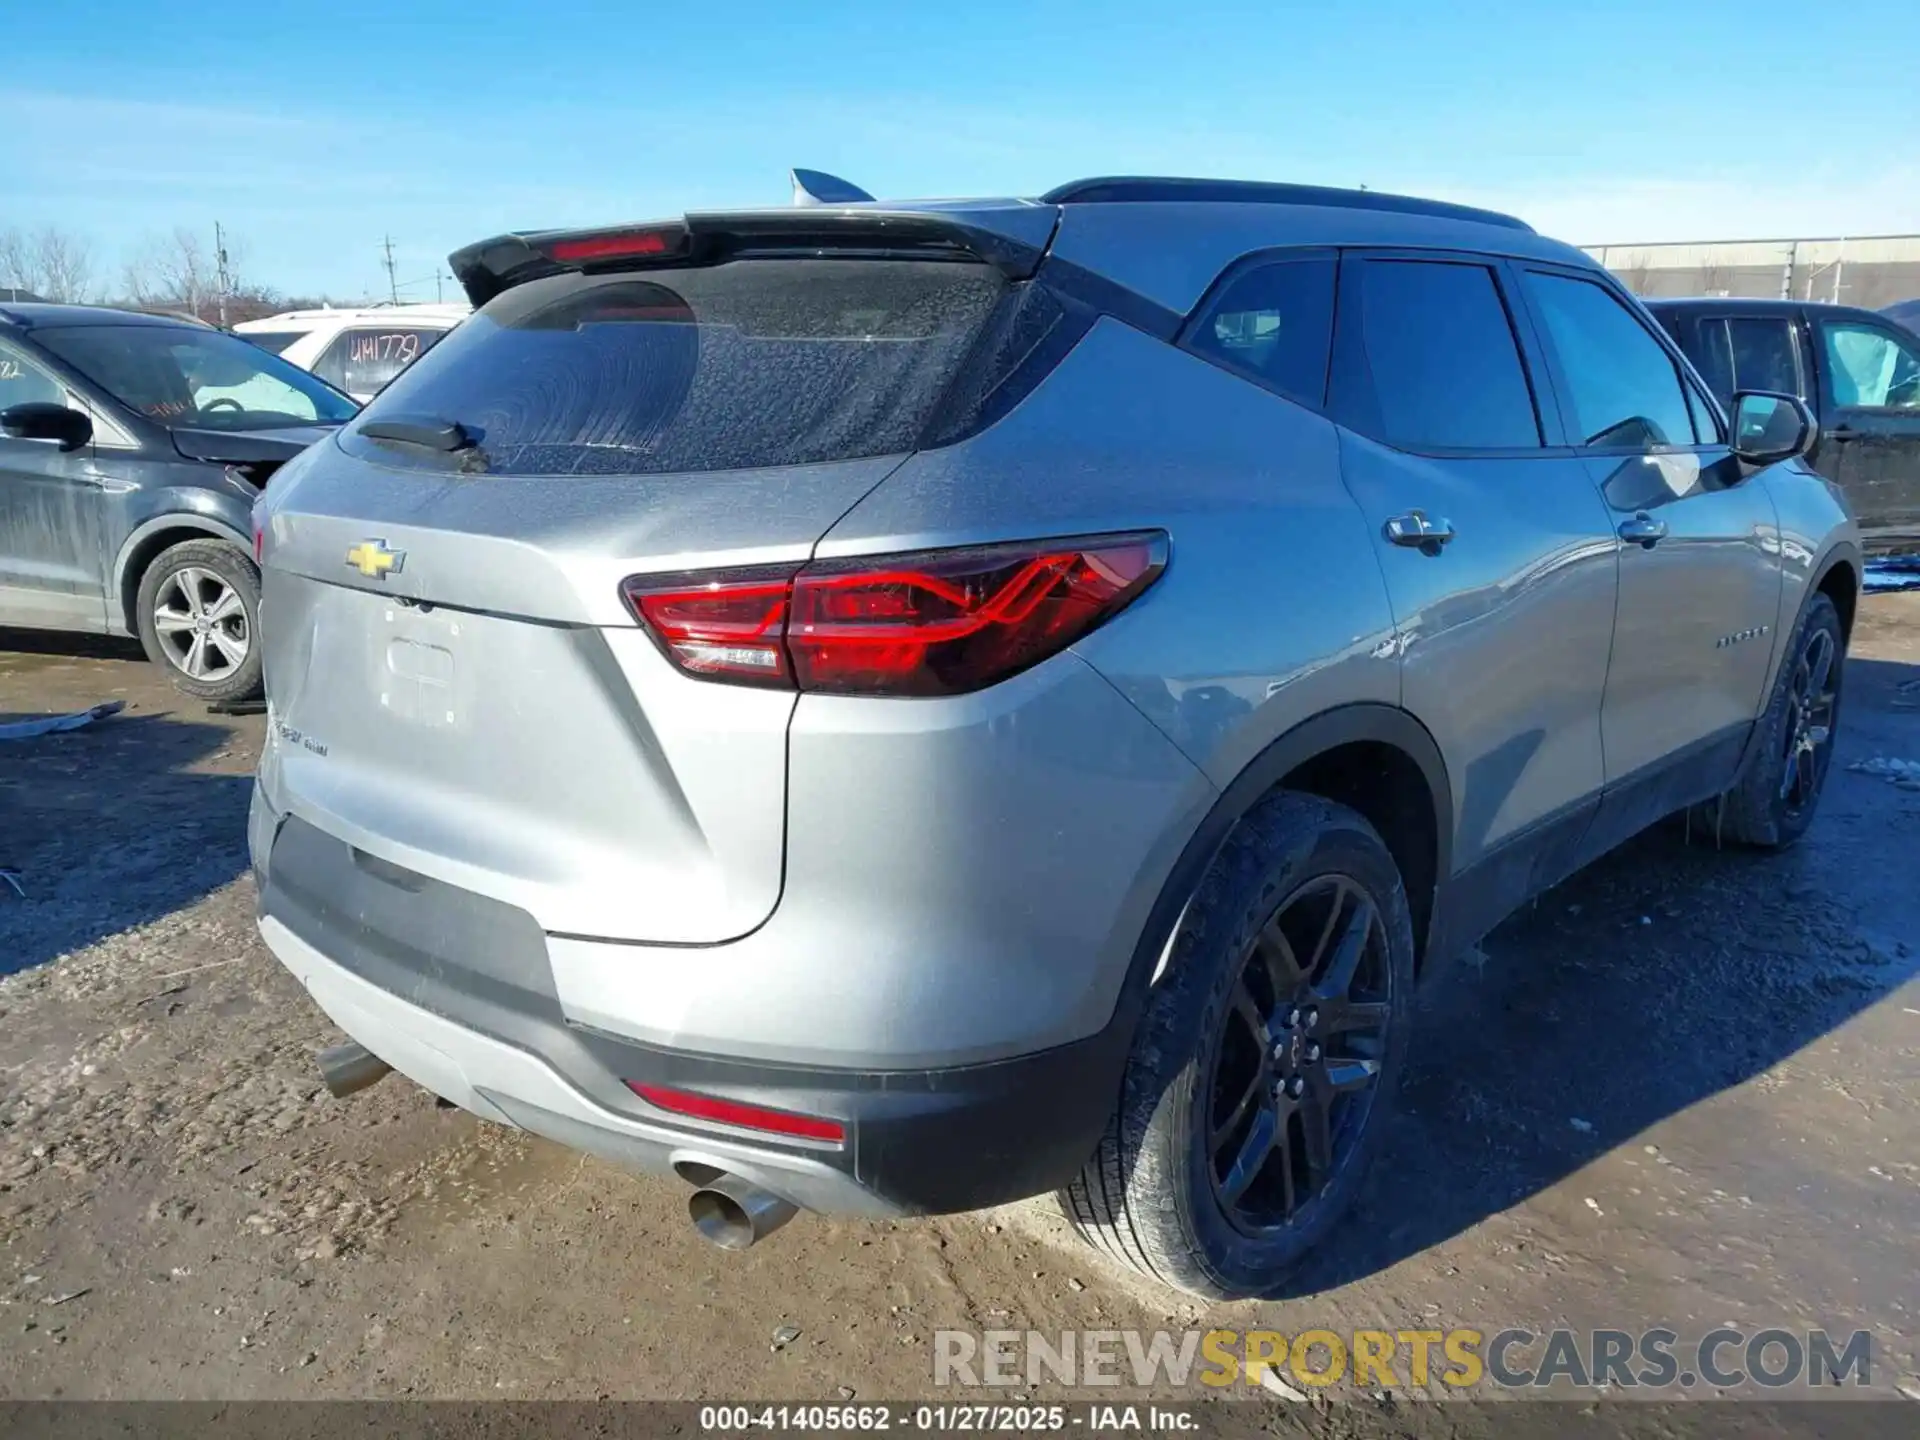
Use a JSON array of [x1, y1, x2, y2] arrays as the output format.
[[1646, 297, 1920, 552], [0, 304, 358, 699]]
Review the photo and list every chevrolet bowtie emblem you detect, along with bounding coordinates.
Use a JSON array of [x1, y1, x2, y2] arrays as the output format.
[[345, 539, 405, 580]]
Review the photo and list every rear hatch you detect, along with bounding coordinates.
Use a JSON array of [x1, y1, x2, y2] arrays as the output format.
[[258, 219, 1046, 944]]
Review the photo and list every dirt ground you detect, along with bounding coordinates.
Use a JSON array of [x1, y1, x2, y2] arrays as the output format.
[[0, 597, 1916, 1413]]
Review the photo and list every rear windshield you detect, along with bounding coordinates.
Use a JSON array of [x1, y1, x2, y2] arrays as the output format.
[[239, 330, 305, 356], [344, 259, 1006, 475]]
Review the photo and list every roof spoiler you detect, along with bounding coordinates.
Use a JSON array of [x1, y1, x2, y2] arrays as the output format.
[[449, 208, 1046, 307]]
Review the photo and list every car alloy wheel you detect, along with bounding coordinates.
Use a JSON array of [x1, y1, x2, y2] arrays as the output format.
[[152, 566, 252, 682], [1779, 625, 1837, 817], [1205, 874, 1392, 1234]]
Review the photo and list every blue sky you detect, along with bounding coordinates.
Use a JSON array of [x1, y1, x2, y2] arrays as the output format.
[[6, 0, 1918, 301]]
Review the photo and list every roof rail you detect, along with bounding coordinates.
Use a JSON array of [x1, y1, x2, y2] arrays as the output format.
[[1038, 177, 1534, 233]]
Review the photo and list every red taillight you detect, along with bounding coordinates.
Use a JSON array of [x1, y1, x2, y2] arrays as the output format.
[[625, 565, 798, 687], [623, 532, 1166, 697], [791, 536, 1164, 696], [252, 522, 265, 564], [546, 226, 686, 263], [626, 1082, 845, 1143]]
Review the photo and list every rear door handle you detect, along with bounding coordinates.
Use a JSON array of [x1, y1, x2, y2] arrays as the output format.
[[1618, 512, 1668, 548], [1827, 425, 1861, 442], [1383, 511, 1456, 550]]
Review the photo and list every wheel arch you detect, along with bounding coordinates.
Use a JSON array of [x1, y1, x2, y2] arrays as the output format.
[[1115, 703, 1453, 1035], [113, 515, 252, 636], [1811, 543, 1861, 642]]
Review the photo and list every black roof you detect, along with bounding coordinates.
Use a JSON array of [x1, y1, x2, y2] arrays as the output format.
[[0, 302, 207, 330], [1038, 176, 1534, 233], [1640, 296, 1882, 321]]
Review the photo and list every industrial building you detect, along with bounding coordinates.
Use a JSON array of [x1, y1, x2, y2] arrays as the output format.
[[1584, 234, 1920, 310]]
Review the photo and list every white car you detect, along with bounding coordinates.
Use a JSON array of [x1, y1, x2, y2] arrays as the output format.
[[232, 303, 470, 402]]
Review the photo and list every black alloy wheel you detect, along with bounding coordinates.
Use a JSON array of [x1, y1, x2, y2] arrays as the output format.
[[1205, 875, 1392, 1233]]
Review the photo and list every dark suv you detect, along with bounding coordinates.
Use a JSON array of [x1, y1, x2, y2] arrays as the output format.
[[0, 304, 357, 699], [1646, 297, 1920, 552]]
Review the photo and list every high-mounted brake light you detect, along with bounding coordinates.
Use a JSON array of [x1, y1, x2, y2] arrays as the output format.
[[626, 1082, 845, 1143], [545, 226, 687, 264], [623, 532, 1167, 697]]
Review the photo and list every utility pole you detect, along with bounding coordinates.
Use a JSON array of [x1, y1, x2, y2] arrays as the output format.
[[214, 221, 233, 327], [435, 268, 447, 303], [382, 235, 399, 304]]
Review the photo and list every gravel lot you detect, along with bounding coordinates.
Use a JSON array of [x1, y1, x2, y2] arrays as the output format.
[[1, 598, 1916, 1413]]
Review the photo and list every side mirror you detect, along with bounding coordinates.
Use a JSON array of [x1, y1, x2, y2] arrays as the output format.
[[1730, 391, 1815, 466], [0, 401, 92, 452]]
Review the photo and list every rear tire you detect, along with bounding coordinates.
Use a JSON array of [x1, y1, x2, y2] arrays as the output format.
[[1062, 792, 1417, 1299], [1705, 593, 1844, 850], [134, 538, 264, 703]]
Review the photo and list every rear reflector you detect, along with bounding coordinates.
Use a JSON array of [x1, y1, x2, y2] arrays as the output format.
[[626, 1082, 845, 1143], [624, 532, 1167, 697]]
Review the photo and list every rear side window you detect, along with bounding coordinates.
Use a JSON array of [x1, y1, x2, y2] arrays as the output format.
[[348, 260, 1007, 476], [1522, 272, 1697, 447], [1351, 260, 1541, 449], [315, 327, 446, 395], [1727, 317, 1801, 397], [1678, 317, 1737, 404], [1186, 256, 1335, 407]]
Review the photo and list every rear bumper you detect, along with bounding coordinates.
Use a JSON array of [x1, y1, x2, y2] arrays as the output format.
[[253, 795, 1133, 1216]]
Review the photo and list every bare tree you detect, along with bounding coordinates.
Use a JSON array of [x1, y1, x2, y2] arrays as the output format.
[[36, 229, 94, 302], [0, 225, 97, 302], [123, 227, 211, 317], [122, 227, 251, 322]]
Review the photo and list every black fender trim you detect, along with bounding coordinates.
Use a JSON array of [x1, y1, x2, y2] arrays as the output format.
[[1729, 538, 1863, 780], [1107, 702, 1454, 1036], [1811, 541, 1864, 629]]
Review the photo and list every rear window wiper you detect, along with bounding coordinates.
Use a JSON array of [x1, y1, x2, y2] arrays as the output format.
[[359, 415, 478, 452]]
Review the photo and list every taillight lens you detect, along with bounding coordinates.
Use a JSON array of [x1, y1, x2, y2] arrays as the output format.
[[625, 565, 797, 688], [623, 532, 1166, 697]]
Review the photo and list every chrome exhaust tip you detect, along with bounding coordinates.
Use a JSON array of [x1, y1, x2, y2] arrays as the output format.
[[317, 1042, 394, 1099], [688, 1173, 799, 1250]]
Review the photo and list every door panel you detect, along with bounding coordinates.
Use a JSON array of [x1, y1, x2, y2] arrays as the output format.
[[0, 342, 107, 631], [1811, 317, 1920, 544], [1509, 266, 1781, 855], [1586, 449, 1780, 782], [1328, 253, 1618, 908], [1340, 434, 1619, 868]]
